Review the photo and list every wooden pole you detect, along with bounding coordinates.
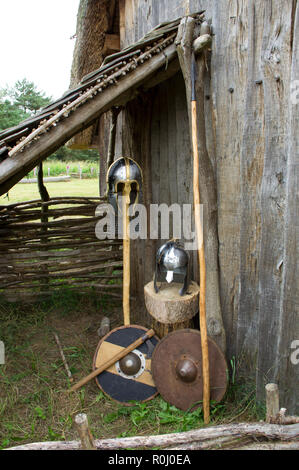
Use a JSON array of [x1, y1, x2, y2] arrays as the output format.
[[74, 413, 96, 450], [266, 383, 280, 423], [69, 329, 155, 392], [122, 162, 131, 326], [191, 54, 210, 424], [37, 162, 50, 290], [107, 107, 121, 170]]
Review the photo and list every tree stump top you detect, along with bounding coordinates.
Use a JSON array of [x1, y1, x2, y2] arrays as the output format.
[[144, 280, 200, 324]]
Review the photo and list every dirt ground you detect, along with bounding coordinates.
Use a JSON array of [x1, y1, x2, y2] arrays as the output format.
[[0, 291, 264, 450]]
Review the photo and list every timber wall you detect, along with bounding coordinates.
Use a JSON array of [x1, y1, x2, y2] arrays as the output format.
[[117, 0, 299, 413]]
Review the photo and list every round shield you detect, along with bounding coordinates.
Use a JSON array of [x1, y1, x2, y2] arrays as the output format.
[[93, 325, 159, 404], [151, 329, 228, 411]]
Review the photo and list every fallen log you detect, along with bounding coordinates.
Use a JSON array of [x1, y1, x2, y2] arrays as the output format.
[[5, 422, 299, 450]]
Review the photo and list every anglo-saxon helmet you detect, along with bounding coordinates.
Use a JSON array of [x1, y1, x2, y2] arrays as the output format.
[[106, 157, 143, 213]]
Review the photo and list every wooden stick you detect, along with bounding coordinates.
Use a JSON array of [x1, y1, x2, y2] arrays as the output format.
[[74, 414, 96, 450], [69, 329, 155, 392], [53, 333, 73, 383], [191, 54, 210, 425], [122, 171, 131, 326]]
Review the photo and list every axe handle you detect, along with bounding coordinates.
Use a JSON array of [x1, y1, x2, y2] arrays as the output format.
[[69, 329, 155, 392]]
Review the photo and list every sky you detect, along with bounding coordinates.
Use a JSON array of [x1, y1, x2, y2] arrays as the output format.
[[0, 0, 80, 100]]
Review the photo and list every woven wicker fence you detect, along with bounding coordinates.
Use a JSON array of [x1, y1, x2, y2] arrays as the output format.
[[0, 197, 123, 302]]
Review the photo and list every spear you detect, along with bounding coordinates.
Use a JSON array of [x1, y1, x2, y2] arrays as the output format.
[[191, 52, 210, 424]]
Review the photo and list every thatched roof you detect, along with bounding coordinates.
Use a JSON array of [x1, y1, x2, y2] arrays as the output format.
[[0, 12, 204, 195], [68, 0, 120, 149]]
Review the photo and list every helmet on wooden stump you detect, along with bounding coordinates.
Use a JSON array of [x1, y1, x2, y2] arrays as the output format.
[[154, 240, 191, 296]]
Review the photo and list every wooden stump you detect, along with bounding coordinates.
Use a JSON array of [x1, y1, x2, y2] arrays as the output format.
[[144, 281, 200, 338]]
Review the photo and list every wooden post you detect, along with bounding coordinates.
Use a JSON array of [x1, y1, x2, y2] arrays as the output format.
[[266, 383, 280, 423], [74, 413, 96, 450], [37, 162, 50, 290], [107, 107, 121, 170]]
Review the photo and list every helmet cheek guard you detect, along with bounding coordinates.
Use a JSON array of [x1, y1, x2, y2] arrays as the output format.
[[106, 157, 143, 213]]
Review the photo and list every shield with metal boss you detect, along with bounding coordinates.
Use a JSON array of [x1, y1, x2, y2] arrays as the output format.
[[151, 329, 228, 411], [93, 325, 159, 404], [92, 159, 158, 404]]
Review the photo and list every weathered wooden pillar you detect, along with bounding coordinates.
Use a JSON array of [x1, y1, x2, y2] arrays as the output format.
[[37, 162, 50, 290], [176, 17, 226, 353]]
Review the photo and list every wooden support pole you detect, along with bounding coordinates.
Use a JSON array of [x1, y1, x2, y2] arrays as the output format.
[[37, 162, 50, 289], [107, 107, 121, 170], [74, 413, 96, 450], [122, 163, 132, 325], [37, 162, 50, 203], [266, 383, 280, 423]]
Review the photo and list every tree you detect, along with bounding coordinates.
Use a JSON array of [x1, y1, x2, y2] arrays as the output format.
[[0, 79, 53, 131], [3, 78, 52, 114], [0, 99, 29, 131]]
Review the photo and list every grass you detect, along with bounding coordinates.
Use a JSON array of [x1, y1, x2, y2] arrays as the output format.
[[1, 177, 100, 205], [27, 160, 99, 179], [0, 291, 266, 450]]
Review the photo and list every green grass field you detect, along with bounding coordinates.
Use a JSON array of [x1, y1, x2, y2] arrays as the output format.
[[2, 178, 100, 205], [28, 160, 99, 179]]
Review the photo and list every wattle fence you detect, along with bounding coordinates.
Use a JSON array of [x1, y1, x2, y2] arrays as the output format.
[[0, 197, 123, 302]]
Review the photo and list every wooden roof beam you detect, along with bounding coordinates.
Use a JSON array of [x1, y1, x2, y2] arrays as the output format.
[[0, 42, 177, 195]]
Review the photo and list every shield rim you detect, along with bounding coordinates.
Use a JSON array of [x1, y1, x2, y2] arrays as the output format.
[[151, 328, 228, 411], [92, 324, 159, 405]]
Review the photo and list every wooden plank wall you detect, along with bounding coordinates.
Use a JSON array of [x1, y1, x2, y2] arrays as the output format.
[[118, 0, 298, 413]]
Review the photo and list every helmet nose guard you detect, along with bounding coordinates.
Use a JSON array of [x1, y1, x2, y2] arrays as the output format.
[[106, 157, 143, 213]]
